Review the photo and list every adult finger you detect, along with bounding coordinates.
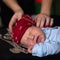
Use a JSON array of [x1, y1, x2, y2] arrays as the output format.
[[9, 14, 17, 33], [45, 17, 50, 27], [50, 18, 54, 27], [36, 17, 42, 27], [40, 17, 45, 28]]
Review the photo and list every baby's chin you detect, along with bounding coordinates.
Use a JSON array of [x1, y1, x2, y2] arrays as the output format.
[[27, 46, 33, 53]]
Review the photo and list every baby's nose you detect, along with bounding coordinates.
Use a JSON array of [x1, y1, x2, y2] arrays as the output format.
[[29, 35, 35, 40], [30, 41, 35, 46], [30, 36, 33, 39]]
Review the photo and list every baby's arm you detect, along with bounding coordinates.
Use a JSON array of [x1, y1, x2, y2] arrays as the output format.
[[32, 41, 60, 57]]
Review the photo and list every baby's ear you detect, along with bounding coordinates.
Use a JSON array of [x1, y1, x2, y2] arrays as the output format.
[[27, 47, 32, 53]]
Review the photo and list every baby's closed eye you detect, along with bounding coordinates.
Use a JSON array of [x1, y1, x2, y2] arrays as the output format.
[[27, 34, 35, 41]]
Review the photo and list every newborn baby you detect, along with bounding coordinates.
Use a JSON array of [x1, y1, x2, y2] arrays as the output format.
[[12, 15, 60, 57]]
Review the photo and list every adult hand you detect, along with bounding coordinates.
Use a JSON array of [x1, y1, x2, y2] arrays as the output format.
[[34, 13, 54, 28], [9, 10, 24, 37]]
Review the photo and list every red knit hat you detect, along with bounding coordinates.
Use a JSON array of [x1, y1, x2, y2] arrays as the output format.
[[12, 15, 36, 44]]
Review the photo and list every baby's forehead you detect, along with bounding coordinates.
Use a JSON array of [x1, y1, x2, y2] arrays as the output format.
[[30, 26, 39, 30], [26, 26, 39, 35]]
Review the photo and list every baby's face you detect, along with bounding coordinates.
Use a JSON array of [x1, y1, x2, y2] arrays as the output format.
[[20, 26, 45, 50]]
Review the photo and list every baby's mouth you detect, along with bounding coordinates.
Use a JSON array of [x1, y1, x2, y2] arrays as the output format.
[[36, 36, 41, 43]]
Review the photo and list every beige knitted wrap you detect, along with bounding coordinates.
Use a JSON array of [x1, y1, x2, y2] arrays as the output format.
[[0, 29, 28, 54]]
